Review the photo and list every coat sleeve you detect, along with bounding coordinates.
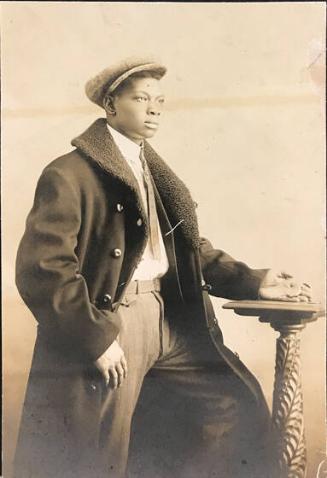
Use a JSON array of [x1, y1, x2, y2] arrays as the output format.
[[199, 237, 268, 300], [16, 166, 121, 362]]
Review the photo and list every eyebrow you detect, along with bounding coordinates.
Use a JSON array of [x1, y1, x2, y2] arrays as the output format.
[[133, 90, 165, 99]]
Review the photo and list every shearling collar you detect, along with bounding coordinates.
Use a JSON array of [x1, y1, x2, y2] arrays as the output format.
[[71, 118, 200, 248]]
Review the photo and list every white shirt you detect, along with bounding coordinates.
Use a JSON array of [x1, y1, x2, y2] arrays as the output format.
[[107, 123, 169, 280]]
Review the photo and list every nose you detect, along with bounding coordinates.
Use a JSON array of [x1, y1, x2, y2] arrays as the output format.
[[147, 101, 161, 116]]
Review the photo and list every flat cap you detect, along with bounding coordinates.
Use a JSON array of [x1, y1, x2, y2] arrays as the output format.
[[85, 57, 167, 108]]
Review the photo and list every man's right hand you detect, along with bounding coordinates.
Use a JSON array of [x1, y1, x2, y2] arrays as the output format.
[[94, 340, 128, 389]]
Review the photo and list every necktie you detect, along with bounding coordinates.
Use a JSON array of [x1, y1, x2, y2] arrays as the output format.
[[139, 144, 161, 260]]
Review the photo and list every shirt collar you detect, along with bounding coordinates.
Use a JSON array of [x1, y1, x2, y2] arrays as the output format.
[[107, 123, 142, 164]]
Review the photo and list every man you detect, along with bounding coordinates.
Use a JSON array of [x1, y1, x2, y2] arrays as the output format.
[[14, 58, 311, 478]]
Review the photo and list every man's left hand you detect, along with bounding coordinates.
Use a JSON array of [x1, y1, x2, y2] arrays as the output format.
[[258, 269, 312, 302]]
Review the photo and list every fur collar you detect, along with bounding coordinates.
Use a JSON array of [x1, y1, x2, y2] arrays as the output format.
[[71, 118, 200, 248]]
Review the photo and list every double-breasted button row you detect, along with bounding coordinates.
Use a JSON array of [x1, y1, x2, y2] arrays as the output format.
[[116, 203, 142, 228]]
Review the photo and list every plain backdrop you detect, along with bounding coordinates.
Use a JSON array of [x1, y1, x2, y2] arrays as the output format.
[[2, 2, 325, 477]]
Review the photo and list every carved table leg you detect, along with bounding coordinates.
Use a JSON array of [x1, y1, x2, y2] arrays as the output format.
[[223, 302, 324, 478], [271, 323, 307, 478]]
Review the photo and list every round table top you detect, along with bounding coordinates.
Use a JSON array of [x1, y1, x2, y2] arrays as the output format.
[[222, 300, 325, 319]]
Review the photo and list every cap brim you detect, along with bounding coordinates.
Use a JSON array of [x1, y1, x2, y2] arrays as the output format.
[[107, 62, 166, 95]]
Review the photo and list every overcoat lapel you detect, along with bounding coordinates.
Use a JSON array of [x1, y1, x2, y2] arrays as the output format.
[[71, 118, 148, 230], [71, 118, 200, 249], [143, 141, 200, 249]]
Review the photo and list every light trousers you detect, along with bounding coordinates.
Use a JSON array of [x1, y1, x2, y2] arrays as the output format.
[[97, 289, 276, 478]]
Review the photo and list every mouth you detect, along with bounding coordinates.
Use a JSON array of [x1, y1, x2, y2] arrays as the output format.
[[144, 121, 159, 130]]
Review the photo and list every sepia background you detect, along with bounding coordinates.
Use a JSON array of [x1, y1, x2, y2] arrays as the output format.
[[1, 2, 325, 477]]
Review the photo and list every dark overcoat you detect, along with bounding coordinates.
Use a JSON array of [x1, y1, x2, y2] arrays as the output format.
[[14, 118, 268, 477]]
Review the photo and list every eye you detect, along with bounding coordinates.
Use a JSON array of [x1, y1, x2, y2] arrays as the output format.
[[158, 98, 165, 105], [135, 96, 147, 102]]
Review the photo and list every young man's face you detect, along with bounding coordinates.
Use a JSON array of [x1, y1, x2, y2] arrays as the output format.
[[105, 77, 165, 144]]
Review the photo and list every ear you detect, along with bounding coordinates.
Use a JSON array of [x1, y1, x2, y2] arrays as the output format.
[[103, 95, 116, 115]]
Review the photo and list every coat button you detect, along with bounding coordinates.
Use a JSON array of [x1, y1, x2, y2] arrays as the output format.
[[116, 203, 124, 212], [103, 293, 112, 304], [136, 218, 143, 226], [202, 283, 212, 292], [111, 248, 122, 258]]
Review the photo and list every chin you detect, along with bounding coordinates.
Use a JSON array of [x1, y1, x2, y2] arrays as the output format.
[[142, 129, 157, 139]]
